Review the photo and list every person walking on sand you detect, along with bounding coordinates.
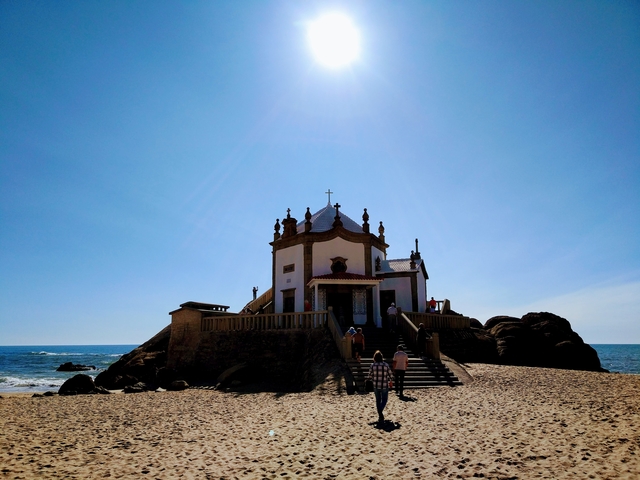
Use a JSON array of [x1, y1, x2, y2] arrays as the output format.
[[392, 345, 409, 397], [367, 350, 393, 423], [352, 328, 365, 362]]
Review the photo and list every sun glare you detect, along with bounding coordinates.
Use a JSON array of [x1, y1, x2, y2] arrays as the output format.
[[307, 13, 360, 69]]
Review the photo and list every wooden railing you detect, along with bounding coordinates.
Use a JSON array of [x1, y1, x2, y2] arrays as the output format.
[[398, 312, 440, 360], [326, 307, 353, 360], [404, 311, 470, 330], [201, 310, 328, 332]]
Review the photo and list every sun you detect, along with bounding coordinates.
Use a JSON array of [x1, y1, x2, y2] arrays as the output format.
[[307, 13, 360, 69]]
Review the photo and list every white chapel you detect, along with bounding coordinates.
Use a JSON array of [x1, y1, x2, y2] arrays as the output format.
[[270, 200, 429, 327]]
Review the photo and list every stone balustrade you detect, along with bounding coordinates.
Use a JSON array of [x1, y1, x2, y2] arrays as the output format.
[[405, 311, 470, 330], [202, 311, 328, 332]]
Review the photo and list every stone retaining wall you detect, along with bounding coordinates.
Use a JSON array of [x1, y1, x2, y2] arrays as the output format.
[[169, 328, 335, 390]]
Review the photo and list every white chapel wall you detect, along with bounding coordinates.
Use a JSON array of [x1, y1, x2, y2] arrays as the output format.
[[380, 277, 412, 312], [312, 238, 365, 275], [417, 269, 427, 313], [274, 244, 304, 312], [371, 246, 386, 267]]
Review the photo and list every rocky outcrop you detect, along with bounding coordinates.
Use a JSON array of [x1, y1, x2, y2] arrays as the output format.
[[95, 325, 171, 390], [438, 312, 606, 372], [57, 362, 96, 372]]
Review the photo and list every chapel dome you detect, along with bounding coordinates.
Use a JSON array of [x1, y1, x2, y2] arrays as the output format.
[[296, 203, 364, 234]]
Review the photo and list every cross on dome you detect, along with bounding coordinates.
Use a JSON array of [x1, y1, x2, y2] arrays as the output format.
[[325, 188, 333, 204]]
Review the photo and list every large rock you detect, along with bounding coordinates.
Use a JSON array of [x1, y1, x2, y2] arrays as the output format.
[[490, 321, 526, 338], [57, 362, 96, 372], [95, 325, 170, 390], [554, 341, 602, 371], [484, 316, 520, 330], [441, 312, 606, 372], [167, 380, 189, 391], [469, 318, 483, 329], [59, 374, 97, 395]]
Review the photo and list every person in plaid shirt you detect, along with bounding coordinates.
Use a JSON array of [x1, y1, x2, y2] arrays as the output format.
[[367, 350, 393, 423]]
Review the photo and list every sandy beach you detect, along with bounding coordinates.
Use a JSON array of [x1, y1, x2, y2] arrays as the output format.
[[1, 363, 638, 479]]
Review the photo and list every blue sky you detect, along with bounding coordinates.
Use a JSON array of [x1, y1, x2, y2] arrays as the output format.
[[1, 1, 638, 345]]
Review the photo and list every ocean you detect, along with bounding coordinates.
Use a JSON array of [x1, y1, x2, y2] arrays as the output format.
[[0, 344, 638, 394], [591, 344, 640, 376], [0, 345, 137, 394]]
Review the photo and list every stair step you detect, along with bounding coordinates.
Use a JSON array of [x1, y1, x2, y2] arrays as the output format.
[[344, 326, 461, 390]]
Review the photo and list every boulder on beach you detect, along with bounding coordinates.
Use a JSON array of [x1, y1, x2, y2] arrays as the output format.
[[59, 374, 97, 395], [57, 362, 96, 372], [438, 312, 606, 372], [167, 380, 189, 391]]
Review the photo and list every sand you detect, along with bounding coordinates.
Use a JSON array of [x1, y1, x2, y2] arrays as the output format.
[[1, 363, 638, 479]]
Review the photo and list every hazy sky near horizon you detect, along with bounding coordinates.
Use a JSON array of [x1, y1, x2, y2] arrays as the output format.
[[1, 1, 639, 345]]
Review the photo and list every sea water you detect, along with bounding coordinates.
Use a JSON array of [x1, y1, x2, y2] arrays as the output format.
[[592, 344, 640, 375], [0, 345, 137, 393]]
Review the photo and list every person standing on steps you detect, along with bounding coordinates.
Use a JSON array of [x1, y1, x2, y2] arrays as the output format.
[[346, 326, 357, 359], [392, 345, 409, 397], [386, 303, 397, 333], [367, 350, 393, 424], [416, 323, 427, 358], [352, 328, 365, 362]]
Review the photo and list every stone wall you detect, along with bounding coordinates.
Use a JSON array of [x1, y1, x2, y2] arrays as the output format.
[[170, 327, 336, 391], [166, 309, 203, 369]]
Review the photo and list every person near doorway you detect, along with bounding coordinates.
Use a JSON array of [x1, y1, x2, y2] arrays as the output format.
[[352, 328, 365, 362], [416, 323, 427, 358], [367, 350, 393, 424], [387, 303, 397, 332], [392, 345, 409, 397]]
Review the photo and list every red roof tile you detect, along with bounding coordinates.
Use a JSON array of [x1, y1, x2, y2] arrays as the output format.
[[309, 272, 382, 281]]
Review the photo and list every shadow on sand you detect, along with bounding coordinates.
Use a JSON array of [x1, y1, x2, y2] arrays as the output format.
[[369, 420, 401, 432], [397, 394, 417, 402]]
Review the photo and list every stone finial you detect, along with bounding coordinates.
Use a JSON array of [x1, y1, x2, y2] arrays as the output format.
[[332, 202, 343, 228], [274, 218, 281, 240], [282, 210, 298, 238], [362, 208, 370, 233], [410, 250, 416, 269], [378, 221, 385, 242], [305, 207, 312, 232], [414, 238, 421, 259]]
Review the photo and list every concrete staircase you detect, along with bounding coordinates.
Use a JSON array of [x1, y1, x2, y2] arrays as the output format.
[[346, 326, 462, 391]]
